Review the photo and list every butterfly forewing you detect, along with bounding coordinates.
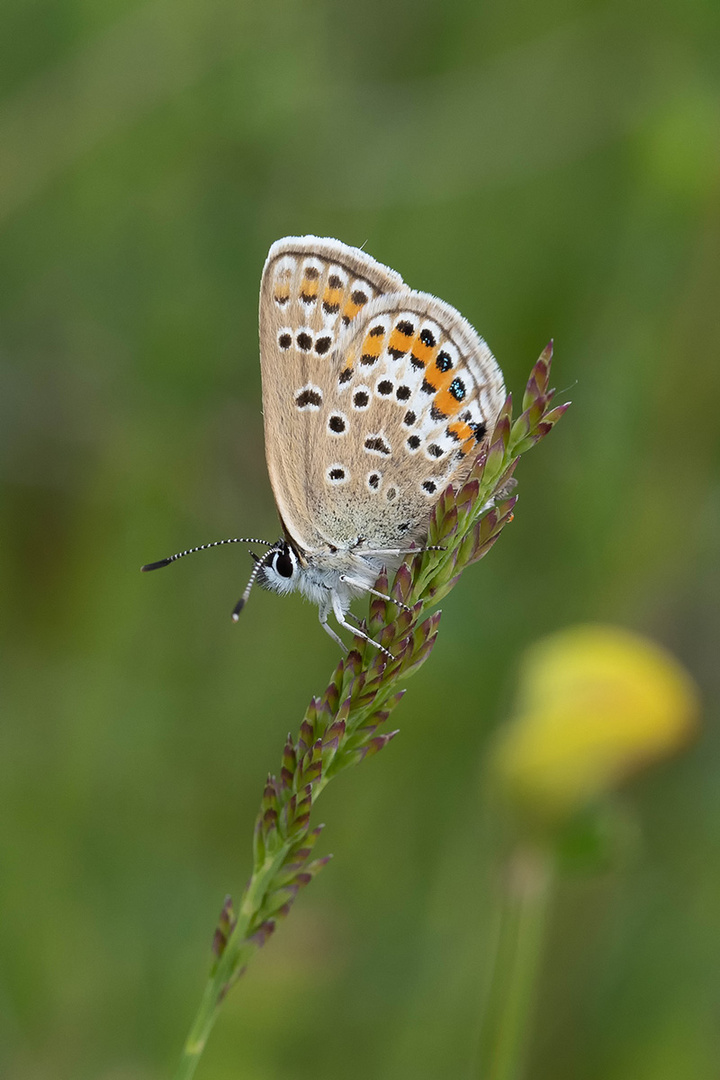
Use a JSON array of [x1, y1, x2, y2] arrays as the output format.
[[259, 236, 408, 551]]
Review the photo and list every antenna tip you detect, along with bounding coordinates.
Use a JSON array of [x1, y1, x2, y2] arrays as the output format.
[[141, 558, 172, 572], [232, 598, 245, 620]]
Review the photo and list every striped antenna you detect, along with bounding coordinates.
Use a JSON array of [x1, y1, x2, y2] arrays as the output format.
[[141, 537, 277, 572], [232, 547, 279, 620]]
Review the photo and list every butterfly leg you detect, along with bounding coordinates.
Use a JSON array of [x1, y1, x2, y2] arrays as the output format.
[[354, 545, 446, 556], [319, 608, 349, 652], [330, 592, 394, 660], [339, 575, 413, 614]]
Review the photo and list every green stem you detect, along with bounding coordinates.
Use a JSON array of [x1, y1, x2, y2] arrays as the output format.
[[477, 847, 554, 1080], [173, 849, 290, 1080], [174, 976, 222, 1080], [174, 744, 362, 1080]]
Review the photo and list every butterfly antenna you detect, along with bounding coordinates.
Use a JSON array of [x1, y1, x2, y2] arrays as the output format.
[[141, 537, 276, 572], [232, 548, 276, 620]]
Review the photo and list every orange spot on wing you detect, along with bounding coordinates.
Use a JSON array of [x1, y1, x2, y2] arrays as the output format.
[[409, 337, 438, 367], [322, 284, 343, 311], [434, 386, 463, 417], [460, 434, 478, 455], [449, 420, 474, 442], [360, 331, 384, 360], [422, 367, 442, 391], [342, 297, 364, 322], [300, 277, 319, 301], [419, 343, 456, 406], [387, 327, 414, 356], [339, 345, 357, 382]]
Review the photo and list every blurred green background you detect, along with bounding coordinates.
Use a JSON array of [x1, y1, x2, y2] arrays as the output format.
[[1, 0, 719, 1076]]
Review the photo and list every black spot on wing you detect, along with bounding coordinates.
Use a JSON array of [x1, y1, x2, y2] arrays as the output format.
[[449, 377, 466, 401], [295, 388, 322, 408], [364, 435, 391, 455]]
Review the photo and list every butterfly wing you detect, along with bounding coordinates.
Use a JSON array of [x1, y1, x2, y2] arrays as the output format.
[[299, 290, 506, 552], [259, 236, 408, 552], [259, 236, 506, 555]]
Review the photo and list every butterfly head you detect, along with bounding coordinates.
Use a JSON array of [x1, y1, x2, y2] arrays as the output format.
[[257, 540, 301, 596]]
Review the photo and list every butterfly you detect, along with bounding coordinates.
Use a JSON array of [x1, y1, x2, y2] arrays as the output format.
[[143, 236, 506, 655]]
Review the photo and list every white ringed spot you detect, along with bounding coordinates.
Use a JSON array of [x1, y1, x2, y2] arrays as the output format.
[[295, 327, 314, 352], [352, 385, 371, 411], [424, 442, 447, 461], [295, 384, 323, 411], [326, 464, 348, 486], [327, 412, 348, 436], [364, 432, 392, 457]]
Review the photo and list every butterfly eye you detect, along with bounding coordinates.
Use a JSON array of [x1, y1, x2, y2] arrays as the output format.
[[274, 550, 294, 578]]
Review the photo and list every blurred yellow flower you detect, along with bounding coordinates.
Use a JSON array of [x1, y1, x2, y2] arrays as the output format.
[[491, 625, 700, 820]]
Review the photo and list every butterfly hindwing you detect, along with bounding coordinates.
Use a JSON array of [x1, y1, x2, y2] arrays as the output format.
[[302, 290, 506, 550]]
